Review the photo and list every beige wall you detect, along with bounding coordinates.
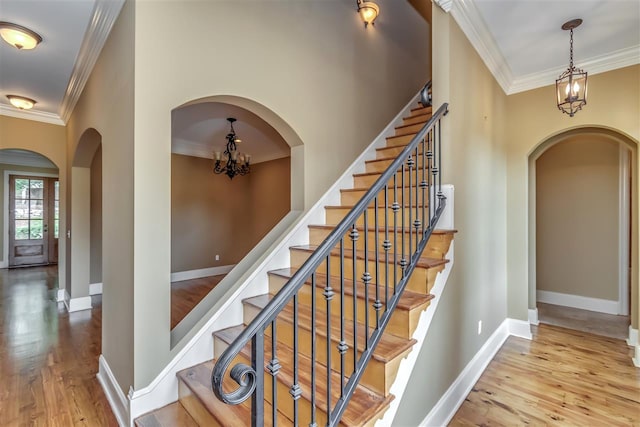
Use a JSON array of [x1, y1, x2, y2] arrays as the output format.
[[394, 8, 509, 425], [0, 115, 67, 286], [536, 136, 621, 300], [505, 65, 639, 326], [0, 163, 59, 262], [130, 0, 429, 387], [90, 146, 102, 284], [171, 155, 290, 272], [66, 0, 135, 393]]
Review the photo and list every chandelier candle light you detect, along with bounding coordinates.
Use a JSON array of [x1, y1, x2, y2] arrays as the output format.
[[357, 0, 379, 28], [556, 18, 588, 117], [214, 118, 251, 179]]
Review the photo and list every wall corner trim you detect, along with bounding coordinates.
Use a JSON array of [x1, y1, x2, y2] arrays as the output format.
[[97, 354, 130, 427], [56, 289, 66, 302], [633, 345, 640, 368], [627, 326, 639, 347], [528, 308, 539, 325]]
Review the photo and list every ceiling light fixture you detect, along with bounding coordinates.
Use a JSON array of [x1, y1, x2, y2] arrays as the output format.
[[6, 95, 37, 110], [213, 118, 251, 179], [556, 18, 588, 117], [357, 0, 379, 28], [0, 22, 42, 50]]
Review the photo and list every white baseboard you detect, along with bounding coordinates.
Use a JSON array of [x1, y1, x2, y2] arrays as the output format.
[[628, 326, 639, 347], [97, 355, 130, 427], [170, 265, 236, 282], [536, 290, 620, 315], [420, 319, 516, 427], [528, 308, 539, 325], [633, 345, 640, 368], [56, 289, 66, 302], [64, 291, 92, 312], [0, 259, 7, 268], [90, 282, 103, 295]]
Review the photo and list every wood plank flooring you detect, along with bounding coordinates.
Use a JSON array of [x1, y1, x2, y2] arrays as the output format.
[[171, 275, 225, 329], [0, 266, 117, 426], [450, 324, 640, 426]]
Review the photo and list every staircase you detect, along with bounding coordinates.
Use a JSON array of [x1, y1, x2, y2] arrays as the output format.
[[136, 99, 453, 426]]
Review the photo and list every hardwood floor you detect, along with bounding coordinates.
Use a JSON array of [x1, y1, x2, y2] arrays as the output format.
[[171, 275, 225, 329], [0, 266, 117, 426], [538, 302, 630, 340], [450, 324, 640, 426]]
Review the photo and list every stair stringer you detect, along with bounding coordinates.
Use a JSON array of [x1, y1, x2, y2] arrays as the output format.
[[126, 90, 426, 426], [376, 184, 455, 427]]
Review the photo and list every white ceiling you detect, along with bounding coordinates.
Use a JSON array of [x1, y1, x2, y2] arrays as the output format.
[[444, 0, 640, 93], [0, 0, 638, 126]]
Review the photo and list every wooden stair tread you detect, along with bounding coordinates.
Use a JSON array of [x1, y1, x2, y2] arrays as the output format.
[[394, 120, 430, 131], [410, 105, 432, 113], [135, 402, 199, 427], [309, 225, 455, 234], [176, 361, 292, 427], [268, 267, 434, 312], [340, 185, 424, 193], [214, 325, 394, 426], [243, 294, 417, 363], [290, 244, 449, 270], [353, 169, 430, 178]]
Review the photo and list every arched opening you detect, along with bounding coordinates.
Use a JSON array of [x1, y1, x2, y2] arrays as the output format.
[[528, 127, 638, 339], [67, 128, 102, 312], [0, 149, 60, 270], [169, 97, 302, 331]]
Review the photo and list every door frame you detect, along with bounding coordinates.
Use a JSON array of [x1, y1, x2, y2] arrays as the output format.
[[2, 170, 59, 268]]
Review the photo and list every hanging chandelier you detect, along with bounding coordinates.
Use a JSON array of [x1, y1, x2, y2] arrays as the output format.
[[556, 18, 588, 117], [213, 118, 250, 179]]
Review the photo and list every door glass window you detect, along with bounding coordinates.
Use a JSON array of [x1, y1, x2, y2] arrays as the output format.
[[14, 178, 45, 240]]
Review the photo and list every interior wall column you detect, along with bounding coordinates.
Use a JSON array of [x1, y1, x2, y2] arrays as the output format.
[[68, 166, 92, 312]]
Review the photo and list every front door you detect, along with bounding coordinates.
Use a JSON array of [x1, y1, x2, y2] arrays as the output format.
[[9, 176, 58, 267]]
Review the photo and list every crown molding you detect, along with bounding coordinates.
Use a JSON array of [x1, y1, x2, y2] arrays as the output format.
[[433, 0, 453, 13], [508, 45, 640, 94], [449, 0, 512, 94], [0, 104, 65, 126], [59, 0, 125, 124]]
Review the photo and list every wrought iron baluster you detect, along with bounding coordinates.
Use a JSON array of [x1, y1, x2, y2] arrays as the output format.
[[374, 196, 381, 329], [350, 224, 359, 373], [363, 209, 370, 350], [401, 160, 407, 280], [421, 136, 427, 238], [383, 185, 390, 311], [290, 294, 301, 425], [324, 255, 333, 420], [392, 173, 399, 295], [414, 145, 421, 253], [310, 273, 317, 427], [267, 321, 279, 427], [438, 118, 443, 212], [338, 237, 346, 399], [251, 331, 264, 427]]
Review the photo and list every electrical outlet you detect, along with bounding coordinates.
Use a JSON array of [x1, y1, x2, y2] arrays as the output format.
[[215, 254, 220, 261], [477, 320, 482, 335]]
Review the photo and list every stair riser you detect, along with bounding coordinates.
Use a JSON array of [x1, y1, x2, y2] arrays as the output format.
[[394, 122, 427, 137], [409, 106, 432, 118], [386, 134, 415, 147], [325, 206, 429, 228], [354, 169, 433, 188], [365, 156, 430, 173], [240, 304, 395, 396], [377, 145, 410, 159], [268, 275, 429, 339], [179, 382, 227, 427], [289, 250, 442, 295], [341, 186, 431, 206], [309, 227, 452, 260], [403, 113, 431, 126]]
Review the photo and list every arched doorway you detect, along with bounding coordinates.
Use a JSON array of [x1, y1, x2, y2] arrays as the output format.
[[169, 96, 304, 343], [0, 149, 60, 269], [528, 127, 638, 338], [67, 129, 102, 312]]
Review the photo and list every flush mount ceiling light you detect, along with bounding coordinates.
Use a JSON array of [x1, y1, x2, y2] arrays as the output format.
[[6, 95, 37, 110], [556, 18, 588, 117], [213, 118, 251, 179], [357, 0, 379, 28], [0, 21, 42, 50]]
